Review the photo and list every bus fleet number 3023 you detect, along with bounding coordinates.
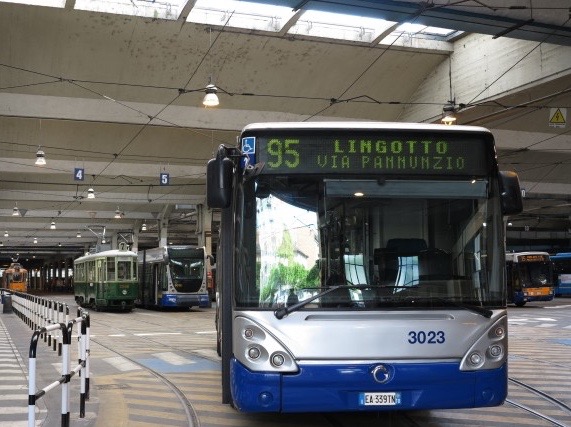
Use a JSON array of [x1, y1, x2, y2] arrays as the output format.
[[408, 330, 445, 344]]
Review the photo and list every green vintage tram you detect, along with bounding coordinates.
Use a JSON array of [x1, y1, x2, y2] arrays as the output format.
[[73, 244, 138, 311]]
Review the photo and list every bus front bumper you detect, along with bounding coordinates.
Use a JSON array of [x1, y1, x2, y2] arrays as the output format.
[[230, 358, 507, 413]]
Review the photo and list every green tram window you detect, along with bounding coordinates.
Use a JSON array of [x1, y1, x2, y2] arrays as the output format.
[[107, 257, 116, 281], [117, 260, 130, 280]]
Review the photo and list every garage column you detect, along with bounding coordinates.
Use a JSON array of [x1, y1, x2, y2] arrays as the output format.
[[159, 219, 168, 247], [196, 204, 212, 257], [132, 227, 139, 253]]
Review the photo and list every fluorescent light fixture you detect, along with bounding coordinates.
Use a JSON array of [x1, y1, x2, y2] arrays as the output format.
[[12, 205, 20, 216], [87, 188, 95, 199], [141, 222, 147, 231], [4, 231, 8, 237], [76, 231, 82, 238], [33, 237, 38, 244], [50, 221, 56, 230]]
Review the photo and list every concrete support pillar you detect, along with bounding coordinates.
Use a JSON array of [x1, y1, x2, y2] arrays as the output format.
[[159, 219, 168, 247], [132, 228, 139, 253], [65, 258, 70, 289], [43, 265, 47, 291], [196, 204, 213, 256]]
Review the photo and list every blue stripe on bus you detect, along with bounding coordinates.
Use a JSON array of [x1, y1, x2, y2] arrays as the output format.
[[230, 358, 507, 413], [160, 294, 210, 307]]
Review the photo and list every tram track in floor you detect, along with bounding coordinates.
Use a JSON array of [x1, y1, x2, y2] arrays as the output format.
[[89, 334, 200, 427], [78, 303, 571, 427], [506, 377, 571, 427]]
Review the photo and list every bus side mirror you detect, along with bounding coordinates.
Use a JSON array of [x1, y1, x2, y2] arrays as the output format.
[[207, 155, 233, 209], [499, 170, 523, 215]]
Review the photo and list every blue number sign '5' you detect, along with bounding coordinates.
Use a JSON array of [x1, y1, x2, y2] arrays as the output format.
[[408, 330, 445, 344]]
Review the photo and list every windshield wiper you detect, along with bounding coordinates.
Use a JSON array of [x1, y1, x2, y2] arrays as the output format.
[[274, 284, 355, 319], [274, 284, 422, 319], [429, 297, 493, 318]]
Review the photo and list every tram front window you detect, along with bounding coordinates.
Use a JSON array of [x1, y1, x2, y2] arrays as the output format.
[[168, 257, 204, 292], [235, 176, 504, 311]]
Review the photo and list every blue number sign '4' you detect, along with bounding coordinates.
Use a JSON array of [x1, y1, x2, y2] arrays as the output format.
[[74, 168, 84, 181]]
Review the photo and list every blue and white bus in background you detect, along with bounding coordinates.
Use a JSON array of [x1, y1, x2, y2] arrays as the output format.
[[505, 251, 554, 306], [138, 246, 210, 309], [207, 122, 523, 413], [550, 252, 571, 296]]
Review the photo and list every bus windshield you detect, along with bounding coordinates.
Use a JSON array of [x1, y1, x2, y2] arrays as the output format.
[[236, 175, 505, 310], [516, 261, 551, 287]]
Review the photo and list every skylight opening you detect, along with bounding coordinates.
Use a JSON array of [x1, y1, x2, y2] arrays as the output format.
[[394, 23, 456, 37], [379, 22, 457, 45], [0, 0, 64, 7], [187, 0, 295, 32], [288, 10, 397, 43], [75, 0, 186, 20]]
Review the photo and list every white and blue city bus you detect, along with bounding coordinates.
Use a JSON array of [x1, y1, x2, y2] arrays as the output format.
[[550, 252, 571, 296], [505, 251, 554, 306], [138, 246, 210, 309], [207, 122, 523, 413]]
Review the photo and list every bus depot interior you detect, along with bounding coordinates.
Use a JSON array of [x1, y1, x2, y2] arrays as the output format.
[[1, 1, 571, 293]]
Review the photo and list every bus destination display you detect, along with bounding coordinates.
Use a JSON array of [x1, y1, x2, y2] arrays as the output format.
[[252, 134, 489, 175], [518, 254, 549, 262]]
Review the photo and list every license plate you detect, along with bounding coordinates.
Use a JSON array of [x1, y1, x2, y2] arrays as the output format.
[[359, 392, 401, 406]]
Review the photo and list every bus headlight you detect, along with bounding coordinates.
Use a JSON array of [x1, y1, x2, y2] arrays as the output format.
[[248, 346, 261, 360], [460, 315, 507, 371], [270, 352, 285, 367], [234, 316, 298, 373], [469, 352, 482, 366], [488, 344, 503, 358]]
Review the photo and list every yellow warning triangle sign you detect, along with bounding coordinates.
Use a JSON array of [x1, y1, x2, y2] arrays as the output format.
[[549, 108, 566, 125]]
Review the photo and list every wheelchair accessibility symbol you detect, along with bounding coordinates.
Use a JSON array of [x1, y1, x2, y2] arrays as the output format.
[[242, 137, 255, 154]]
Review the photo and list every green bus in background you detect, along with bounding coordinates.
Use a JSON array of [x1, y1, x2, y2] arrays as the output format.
[[73, 243, 139, 311]]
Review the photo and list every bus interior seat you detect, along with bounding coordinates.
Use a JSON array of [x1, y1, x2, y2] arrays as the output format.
[[374, 239, 428, 282]]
